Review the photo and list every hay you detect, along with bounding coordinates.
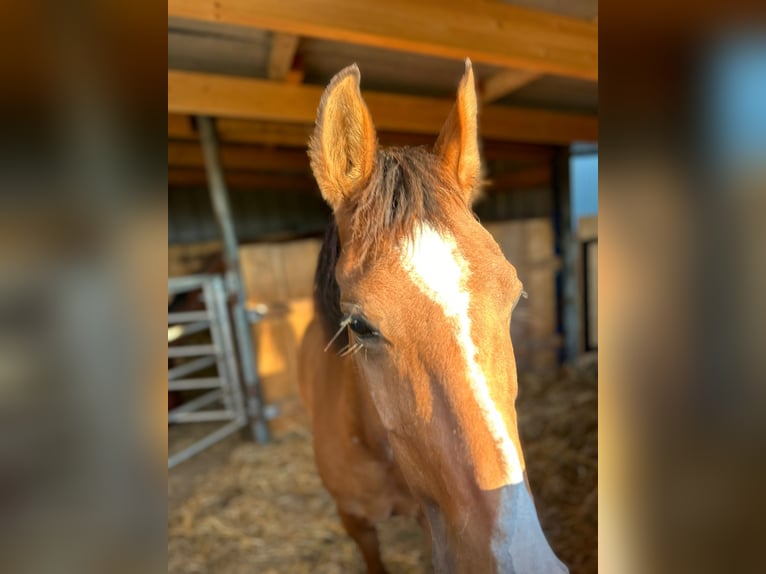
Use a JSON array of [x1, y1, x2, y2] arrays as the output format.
[[169, 362, 596, 573], [168, 426, 428, 574], [519, 359, 598, 574]]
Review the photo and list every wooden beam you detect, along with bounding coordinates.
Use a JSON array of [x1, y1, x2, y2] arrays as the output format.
[[168, 165, 551, 192], [488, 165, 552, 190], [218, 118, 313, 146], [168, 71, 598, 144], [169, 114, 314, 146], [284, 65, 305, 85], [170, 114, 430, 147], [481, 144, 554, 163], [168, 114, 195, 139], [168, 0, 597, 80], [168, 114, 556, 161], [481, 69, 543, 104], [168, 169, 317, 190], [168, 141, 310, 172], [268, 33, 300, 80]]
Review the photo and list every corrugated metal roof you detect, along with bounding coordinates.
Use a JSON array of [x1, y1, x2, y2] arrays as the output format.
[[168, 4, 598, 113], [168, 17, 271, 78], [298, 39, 503, 99]]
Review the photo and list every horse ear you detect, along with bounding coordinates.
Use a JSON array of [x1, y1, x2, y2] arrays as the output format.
[[435, 59, 481, 202], [309, 64, 377, 210]]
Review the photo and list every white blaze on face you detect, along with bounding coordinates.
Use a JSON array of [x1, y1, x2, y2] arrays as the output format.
[[399, 223, 524, 486]]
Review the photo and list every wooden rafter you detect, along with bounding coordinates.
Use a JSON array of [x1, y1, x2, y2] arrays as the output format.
[[221, 119, 312, 147], [268, 32, 301, 81], [488, 165, 552, 190], [169, 169, 317, 190], [168, 0, 597, 80], [168, 114, 196, 139], [168, 114, 557, 161], [168, 71, 597, 144], [168, 115, 311, 147], [168, 166, 550, 192], [168, 141, 310, 172], [481, 69, 543, 104]]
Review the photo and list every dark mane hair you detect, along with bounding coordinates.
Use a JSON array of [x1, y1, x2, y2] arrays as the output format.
[[346, 146, 461, 261], [314, 217, 346, 348], [313, 146, 472, 347]]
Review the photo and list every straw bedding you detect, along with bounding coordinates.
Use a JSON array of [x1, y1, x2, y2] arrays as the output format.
[[169, 361, 596, 573]]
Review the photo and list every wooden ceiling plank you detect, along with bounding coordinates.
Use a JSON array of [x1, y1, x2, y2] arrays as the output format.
[[168, 141, 310, 172], [168, 0, 597, 80], [169, 115, 557, 161], [488, 165, 552, 190], [217, 118, 313, 146], [168, 114, 196, 139], [481, 69, 544, 104], [168, 165, 551, 192], [284, 66, 305, 85], [168, 169, 317, 190], [168, 71, 597, 144], [268, 32, 301, 80]]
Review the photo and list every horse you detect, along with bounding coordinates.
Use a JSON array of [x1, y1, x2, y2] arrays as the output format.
[[298, 60, 567, 574]]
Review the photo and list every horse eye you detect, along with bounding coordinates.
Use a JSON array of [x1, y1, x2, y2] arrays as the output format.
[[348, 316, 378, 339]]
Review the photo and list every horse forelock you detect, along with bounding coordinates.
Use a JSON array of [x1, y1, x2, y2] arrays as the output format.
[[347, 146, 469, 261]]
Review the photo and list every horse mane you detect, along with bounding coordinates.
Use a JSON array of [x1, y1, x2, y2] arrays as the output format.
[[313, 146, 472, 348], [314, 217, 347, 349]]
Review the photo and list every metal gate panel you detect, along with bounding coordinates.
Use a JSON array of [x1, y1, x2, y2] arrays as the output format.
[[168, 274, 247, 468]]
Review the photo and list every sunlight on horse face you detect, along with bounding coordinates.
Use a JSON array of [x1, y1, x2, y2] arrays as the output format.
[[335, 204, 526, 492], [309, 61, 567, 573]]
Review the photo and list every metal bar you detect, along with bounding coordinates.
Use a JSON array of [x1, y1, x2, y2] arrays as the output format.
[[166, 275, 249, 469], [168, 419, 243, 469], [167, 344, 218, 358], [168, 410, 235, 424], [204, 277, 236, 414], [168, 275, 213, 295], [168, 355, 217, 380], [168, 311, 209, 323], [168, 377, 222, 391], [209, 276, 250, 422], [168, 320, 209, 342], [168, 389, 222, 417], [198, 115, 270, 443]]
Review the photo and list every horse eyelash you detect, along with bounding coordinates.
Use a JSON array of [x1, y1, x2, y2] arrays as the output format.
[[324, 312, 367, 357], [338, 342, 364, 357], [323, 313, 353, 353]]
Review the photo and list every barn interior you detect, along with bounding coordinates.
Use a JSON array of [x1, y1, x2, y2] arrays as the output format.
[[167, 1, 597, 573]]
